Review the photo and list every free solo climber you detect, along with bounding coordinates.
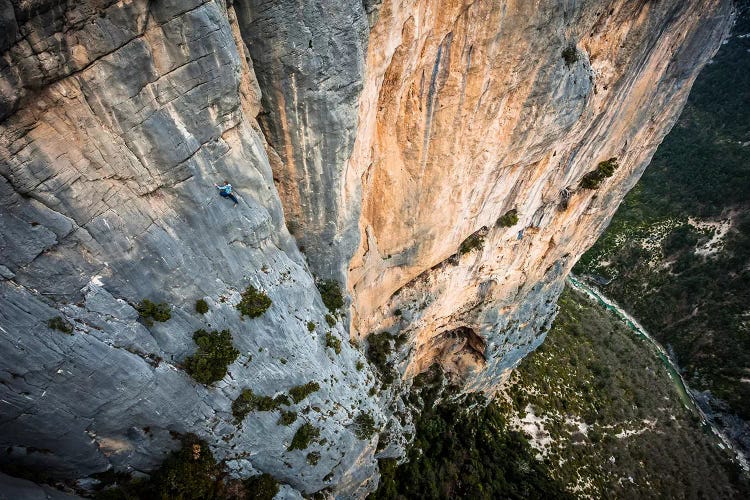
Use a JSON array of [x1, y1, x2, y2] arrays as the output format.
[[214, 181, 239, 206]]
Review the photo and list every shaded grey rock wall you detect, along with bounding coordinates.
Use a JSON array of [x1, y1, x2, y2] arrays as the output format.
[[1, 1, 380, 497]]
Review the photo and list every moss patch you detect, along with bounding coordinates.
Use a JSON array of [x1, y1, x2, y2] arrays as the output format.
[[183, 329, 239, 385]]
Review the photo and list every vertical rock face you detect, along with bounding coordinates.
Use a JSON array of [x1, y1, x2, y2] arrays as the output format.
[[346, 0, 733, 388], [0, 0, 733, 496]]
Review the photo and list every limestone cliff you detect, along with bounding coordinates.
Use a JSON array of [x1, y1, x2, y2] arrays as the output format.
[[0, 0, 733, 496]]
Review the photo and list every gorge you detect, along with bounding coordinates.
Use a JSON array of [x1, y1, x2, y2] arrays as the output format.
[[0, 0, 737, 497]]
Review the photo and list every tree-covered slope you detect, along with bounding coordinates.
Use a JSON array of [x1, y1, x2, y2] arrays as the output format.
[[372, 288, 748, 499], [575, 0, 750, 451]]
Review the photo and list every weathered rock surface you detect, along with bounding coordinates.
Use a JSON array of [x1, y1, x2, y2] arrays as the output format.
[[0, 0, 734, 496]]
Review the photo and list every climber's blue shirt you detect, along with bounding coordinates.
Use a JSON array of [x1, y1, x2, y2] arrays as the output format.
[[217, 184, 232, 194]]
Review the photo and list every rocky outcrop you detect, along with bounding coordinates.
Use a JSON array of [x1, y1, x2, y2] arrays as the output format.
[[0, 0, 734, 496]]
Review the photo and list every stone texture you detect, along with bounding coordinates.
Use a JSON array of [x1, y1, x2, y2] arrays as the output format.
[[0, 0, 734, 497]]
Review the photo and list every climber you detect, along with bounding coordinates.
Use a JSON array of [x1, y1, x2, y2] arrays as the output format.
[[214, 181, 239, 207]]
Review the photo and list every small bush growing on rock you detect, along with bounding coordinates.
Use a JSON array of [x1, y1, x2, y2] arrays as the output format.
[[497, 209, 519, 227], [278, 410, 298, 426], [195, 299, 209, 314], [183, 329, 239, 385], [317, 280, 344, 312], [356, 360, 365, 371], [136, 299, 171, 326], [289, 381, 320, 404], [232, 389, 289, 422], [307, 321, 316, 332], [288, 423, 320, 451], [459, 232, 484, 255], [325, 314, 336, 327], [145, 434, 223, 499], [579, 157, 619, 190], [307, 451, 321, 465], [244, 473, 280, 500], [367, 332, 397, 386], [562, 44, 578, 66], [354, 412, 377, 440], [325, 332, 342, 354], [236, 285, 272, 319], [47, 316, 73, 334]]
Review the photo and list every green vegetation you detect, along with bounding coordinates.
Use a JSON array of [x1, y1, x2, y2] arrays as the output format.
[[325, 332, 342, 354], [458, 231, 484, 255], [184, 330, 240, 385], [562, 44, 578, 66], [317, 280, 345, 312], [278, 410, 297, 426], [195, 299, 209, 314], [236, 285, 272, 319], [373, 390, 570, 499], [366, 331, 396, 386], [356, 360, 364, 371], [496, 208, 519, 227], [307, 321, 316, 332], [232, 389, 289, 422], [306, 451, 320, 465], [93, 435, 283, 500], [136, 299, 171, 326], [244, 473, 280, 500], [94, 434, 226, 499], [373, 288, 749, 499], [576, 5, 750, 426], [502, 287, 748, 498], [353, 413, 377, 441], [288, 423, 320, 451], [47, 316, 73, 334], [325, 314, 336, 327], [289, 381, 320, 404], [579, 157, 619, 189]]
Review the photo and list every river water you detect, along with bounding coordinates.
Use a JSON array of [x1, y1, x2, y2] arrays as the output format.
[[567, 275, 749, 471]]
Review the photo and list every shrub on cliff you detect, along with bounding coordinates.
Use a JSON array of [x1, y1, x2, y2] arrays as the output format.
[[232, 389, 290, 422], [289, 381, 320, 403], [137, 299, 171, 326], [47, 316, 73, 334], [459, 231, 485, 255], [353, 412, 377, 440], [325, 332, 342, 354], [236, 285, 272, 319], [317, 279, 345, 312], [184, 329, 239, 385], [244, 473, 280, 500], [580, 157, 619, 190], [497, 209, 519, 227], [195, 299, 209, 314], [288, 423, 320, 451], [562, 44, 578, 66], [367, 332, 396, 386]]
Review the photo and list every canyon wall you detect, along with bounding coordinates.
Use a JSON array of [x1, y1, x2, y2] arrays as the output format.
[[0, 0, 733, 496]]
